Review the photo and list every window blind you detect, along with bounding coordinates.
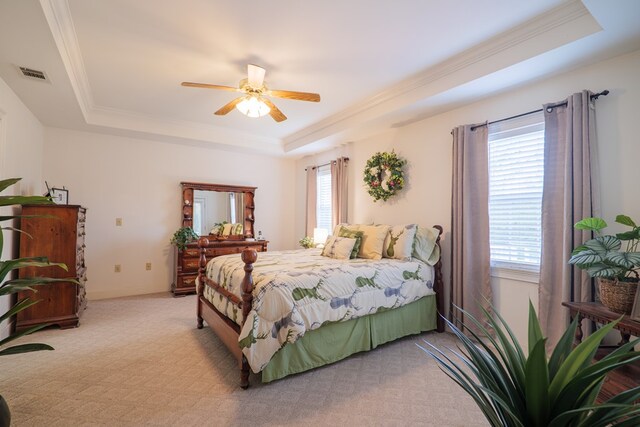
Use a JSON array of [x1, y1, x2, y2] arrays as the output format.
[[488, 112, 544, 271], [316, 165, 332, 234]]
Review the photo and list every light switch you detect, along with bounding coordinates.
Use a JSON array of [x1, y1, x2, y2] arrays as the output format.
[[145, 263, 152, 271], [114, 264, 121, 273], [115, 218, 123, 226]]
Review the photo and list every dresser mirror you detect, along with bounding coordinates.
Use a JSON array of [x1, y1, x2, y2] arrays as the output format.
[[180, 182, 256, 238]]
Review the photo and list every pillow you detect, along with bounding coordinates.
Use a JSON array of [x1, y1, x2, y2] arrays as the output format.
[[231, 223, 243, 235], [222, 223, 233, 236], [333, 223, 355, 236], [383, 224, 418, 260], [321, 236, 357, 260], [338, 227, 364, 259], [357, 224, 390, 260], [412, 227, 441, 266]]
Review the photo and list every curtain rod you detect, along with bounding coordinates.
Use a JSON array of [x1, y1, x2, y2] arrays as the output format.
[[304, 157, 349, 171], [466, 90, 609, 132]]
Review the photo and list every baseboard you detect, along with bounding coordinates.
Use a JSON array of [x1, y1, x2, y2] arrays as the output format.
[[87, 287, 172, 300]]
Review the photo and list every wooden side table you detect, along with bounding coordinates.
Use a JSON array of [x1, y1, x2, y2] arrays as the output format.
[[562, 302, 640, 345], [562, 301, 640, 402]]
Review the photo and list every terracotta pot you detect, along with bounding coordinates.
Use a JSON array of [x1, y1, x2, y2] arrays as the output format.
[[598, 277, 638, 314]]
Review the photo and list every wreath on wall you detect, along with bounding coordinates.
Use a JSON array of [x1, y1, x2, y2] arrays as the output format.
[[363, 151, 406, 202]]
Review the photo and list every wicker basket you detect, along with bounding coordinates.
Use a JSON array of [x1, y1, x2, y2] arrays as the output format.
[[598, 277, 638, 314]]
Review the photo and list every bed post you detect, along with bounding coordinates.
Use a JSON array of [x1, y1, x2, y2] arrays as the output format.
[[197, 237, 209, 329], [432, 225, 445, 332], [240, 248, 258, 389]]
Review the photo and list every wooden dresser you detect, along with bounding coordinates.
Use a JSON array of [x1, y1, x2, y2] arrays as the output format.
[[172, 239, 268, 296], [16, 204, 87, 330]]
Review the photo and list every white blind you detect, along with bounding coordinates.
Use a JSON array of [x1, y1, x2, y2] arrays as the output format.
[[316, 165, 332, 234], [488, 112, 544, 271]]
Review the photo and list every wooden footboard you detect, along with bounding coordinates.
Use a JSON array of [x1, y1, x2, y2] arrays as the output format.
[[197, 225, 446, 388]]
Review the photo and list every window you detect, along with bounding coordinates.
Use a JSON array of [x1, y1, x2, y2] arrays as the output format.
[[488, 112, 544, 272], [193, 197, 205, 235], [316, 164, 332, 235]]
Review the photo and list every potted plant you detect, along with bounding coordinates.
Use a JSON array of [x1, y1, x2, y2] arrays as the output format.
[[1, 178, 73, 426], [419, 303, 640, 426], [169, 226, 198, 251], [298, 236, 314, 249], [569, 215, 640, 314]]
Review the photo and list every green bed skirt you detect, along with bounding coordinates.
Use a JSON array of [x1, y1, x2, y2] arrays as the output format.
[[261, 294, 437, 383]]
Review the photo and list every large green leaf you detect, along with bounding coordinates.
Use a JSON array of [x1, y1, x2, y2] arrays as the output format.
[[616, 229, 640, 241], [0, 297, 40, 323], [548, 320, 618, 402], [584, 235, 621, 254], [605, 251, 640, 269], [574, 217, 607, 232], [0, 323, 52, 350], [615, 214, 637, 228], [0, 177, 21, 193], [548, 316, 579, 378], [0, 343, 53, 356], [0, 257, 67, 283], [586, 264, 625, 278], [0, 277, 78, 296], [527, 301, 544, 357], [568, 249, 603, 266], [524, 339, 549, 426], [0, 195, 51, 207]]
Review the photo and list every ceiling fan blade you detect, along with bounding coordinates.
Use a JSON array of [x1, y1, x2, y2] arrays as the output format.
[[262, 98, 287, 122], [247, 64, 266, 88], [181, 82, 241, 92], [268, 89, 320, 102], [214, 97, 243, 115]]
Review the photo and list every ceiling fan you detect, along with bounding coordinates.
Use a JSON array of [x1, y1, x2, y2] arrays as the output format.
[[181, 64, 320, 122]]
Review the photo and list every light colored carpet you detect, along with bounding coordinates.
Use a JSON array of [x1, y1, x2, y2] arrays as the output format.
[[1, 293, 486, 426]]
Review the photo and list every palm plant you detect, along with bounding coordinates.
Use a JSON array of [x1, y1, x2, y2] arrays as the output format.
[[1, 178, 73, 423], [418, 303, 640, 427]]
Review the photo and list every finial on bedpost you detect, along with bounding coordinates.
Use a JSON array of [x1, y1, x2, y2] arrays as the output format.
[[240, 248, 258, 389], [432, 225, 445, 333], [196, 236, 209, 329]]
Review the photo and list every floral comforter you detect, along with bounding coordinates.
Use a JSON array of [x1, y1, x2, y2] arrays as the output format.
[[203, 249, 435, 372]]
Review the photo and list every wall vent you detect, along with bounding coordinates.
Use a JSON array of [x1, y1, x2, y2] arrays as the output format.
[[18, 66, 49, 82]]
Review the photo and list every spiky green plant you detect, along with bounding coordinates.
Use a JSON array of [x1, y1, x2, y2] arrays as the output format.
[[169, 226, 198, 251], [418, 303, 640, 427], [1, 177, 71, 356]]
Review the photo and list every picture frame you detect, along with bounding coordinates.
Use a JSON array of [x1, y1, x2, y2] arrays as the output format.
[[50, 187, 68, 205], [631, 287, 640, 321]]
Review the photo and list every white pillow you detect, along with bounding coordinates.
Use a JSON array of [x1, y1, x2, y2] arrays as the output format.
[[412, 227, 441, 266], [321, 236, 357, 260], [383, 224, 418, 260]]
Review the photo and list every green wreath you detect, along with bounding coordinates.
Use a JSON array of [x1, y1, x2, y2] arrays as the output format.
[[363, 151, 406, 202]]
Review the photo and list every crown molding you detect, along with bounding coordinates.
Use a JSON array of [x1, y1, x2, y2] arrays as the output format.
[[39, 0, 283, 154], [283, 0, 601, 152]]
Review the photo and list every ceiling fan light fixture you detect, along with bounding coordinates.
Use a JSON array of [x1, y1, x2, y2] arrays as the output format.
[[236, 95, 270, 118]]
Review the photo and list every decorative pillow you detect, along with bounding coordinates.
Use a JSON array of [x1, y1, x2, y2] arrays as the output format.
[[383, 224, 417, 260], [357, 224, 390, 260], [222, 223, 233, 236], [412, 227, 441, 266], [333, 223, 355, 236], [321, 236, 357, 260], [338, 227, 364, 259], [231, 223, 243, 235]]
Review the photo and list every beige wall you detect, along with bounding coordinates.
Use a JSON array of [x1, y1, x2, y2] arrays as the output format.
[[296, 49, 640, 343], [0, 76, 44, 339], [43, 128, 296, 300]]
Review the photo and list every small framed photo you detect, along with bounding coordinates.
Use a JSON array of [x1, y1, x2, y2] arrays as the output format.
[[631, 287, 640, 321], [50, 187, 68, 205]]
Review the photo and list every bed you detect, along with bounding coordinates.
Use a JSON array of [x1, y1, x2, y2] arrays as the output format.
[[196, 225, 444, 388]]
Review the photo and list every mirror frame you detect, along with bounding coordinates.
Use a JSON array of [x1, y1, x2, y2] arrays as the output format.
[[180, 182, 256, 239]]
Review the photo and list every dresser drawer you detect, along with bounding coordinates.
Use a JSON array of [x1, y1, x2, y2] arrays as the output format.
[[176, 274, 197, 290], [182, 257, 201, 272]]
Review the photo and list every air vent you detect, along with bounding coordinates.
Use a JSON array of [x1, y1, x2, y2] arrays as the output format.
[[18, 66, 48, 82]]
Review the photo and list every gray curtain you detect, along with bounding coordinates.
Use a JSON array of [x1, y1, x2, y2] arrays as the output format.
[[539, 90, 599, 347], [331, 157, 349, 229], [305, 166, 317, 238], [451, 124, 492, 329]]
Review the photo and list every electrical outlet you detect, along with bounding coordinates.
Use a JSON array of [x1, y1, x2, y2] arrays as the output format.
[[145, 262, 152, 271], [114, 264, 121, 273], [115, 218, 123, 226]]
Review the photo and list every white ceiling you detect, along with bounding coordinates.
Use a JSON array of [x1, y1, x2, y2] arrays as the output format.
[[0, 0, 639, 156]]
